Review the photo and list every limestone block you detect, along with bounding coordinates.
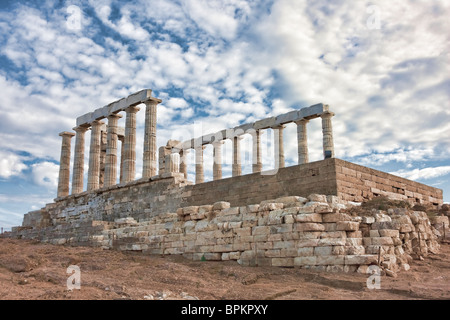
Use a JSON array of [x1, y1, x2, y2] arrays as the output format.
[[183, 206, 199, 215], [324, 223, 337, 232], [275, 196, 307, 204], [190, 212, 206, 220], [297, 247, 314, 257], [314, 246, 332, 256], [259, 203, 284, 211], [199, 205, 213, 214], [369, 230, 380, 237], [265, 249, 281, 258], [430, 215, 449, 228], [375, 213, 392, 222], [336, 221, 359, 231], [222, 207, 240, 216], [332, 246, 346, 255], [252, 226, 271, 235], [345, 255, 378, 265], [308, 194, 327, 203], [316, 255, 345, 265], [295, 213, 322, 223], [246, 204, 260, 213], [379, 229, 400, 237], [399, 224, 415, 233], [319, 231, 347, 238], [272, 258, 294, 267], [345, 245, 365, 255], [370, 237, 394, 246], [229, 251, 241, 260], [362, 216, 375, 224], [284, 215, 295, 224], [317, 238, 346, 246], [270, 224, 293, 234], [268, 234, 282, 241], [212, 201, 230, 210], [297, 206, 316, 214], [295, 223, 325, 232], [314, 204, 333, 214], [298, 232, 321, 239], [221, 252, 230, 261], [346, 231, 363, 238], [297, 239, 320, 248], [268, 210, 284, 225], [273, 240, 296, 249], [322, 213, 352, 223], [193, 253, 221, 261], [294, 256, 317, 266]]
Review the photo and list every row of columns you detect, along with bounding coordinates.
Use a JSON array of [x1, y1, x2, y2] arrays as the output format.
[[179, 111, 335, 184], [57, 99, 161, 198]]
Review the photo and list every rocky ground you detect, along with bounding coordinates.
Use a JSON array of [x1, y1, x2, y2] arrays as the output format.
[[0, 238, 449, 300]]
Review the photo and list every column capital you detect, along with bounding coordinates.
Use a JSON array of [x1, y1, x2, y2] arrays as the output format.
[[90, 119, 105, 127], [125, 105, 141, 113], [73, 125, 89, 133], [320, 111, 335, 118], [59, 131, 75, 137], [294, 118, 310, 125], [212, 140, 225, 146], [271, 124, 286, 130], [107, 113, 123, 120], [195, 145, 207, 151], [143, 97, 162, 106]]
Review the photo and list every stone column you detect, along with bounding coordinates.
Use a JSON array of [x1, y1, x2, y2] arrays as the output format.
[[273, 125, 285, 169], [57, 131, 75, 198], [179, 149, 189, 179], [104, 114, 122, 188], [213, 141, 224, 180], [87, 120, 104, 191], [142, 98, 161, 179], [252, 130, 263, 173], [118, 135, 125, 183], [195, 145, 205, 184], [122, 106, 140, 183], [165, 153, 180, 174], [321, 111, 335, 159], [71, 126, 88, 194], [232, 136, 242, 177], [295, 119, 309, 165]]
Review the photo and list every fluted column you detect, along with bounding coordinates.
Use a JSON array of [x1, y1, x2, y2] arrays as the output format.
[[118, 135, 125, 183], [57, 131, 75, 198], [123, 106, 140, 183], [87, 120, 104, 191], [273, 125, 285, 169], [252, 130, 263, 173], [295, 119, 309, 164], [232, 136, 243, 177], [142, 98, 161, 179], [179, 149, 189, 179], [71, 126, 88, 194], [213, 141, 224, 180], [195, 145, 205, 184], [104, 114, 122, 187], [321, 111, 335, 159]]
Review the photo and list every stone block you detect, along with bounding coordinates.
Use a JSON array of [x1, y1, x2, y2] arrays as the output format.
[[212, 201, 230, 210], [345, 255, 378, 265], [183, 206, 199, 215], [379, 229, 400, 238], [252, 226, 270, 236], [308, 194, 327, 203], [246, 204, 260, 213], [259, 203, 284, 211], [222, 207, 240, 216], [284, 215, 295, 224], [295, 223, 325, 232], [370, 237, 394, 246], [362, 216, 375, 224], [317, 238, 346, 246], [297, 247, 314, 257], [275, 196, 307, 204], [323, 213, 352, 223], [336, 221, 359, 231], [314, 246, 332, 256], [316, 255, 345, 265], [272, 258, 294, 267], [265, 249, 281, 258], [294, 256, 317, 266], [297, 239, 320, 248], [369, 230, 380, 237], [319, 231, 347, 239], [295, 213, 322, 223]]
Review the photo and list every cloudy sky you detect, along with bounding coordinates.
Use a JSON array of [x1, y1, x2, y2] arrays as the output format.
[[0, 0, 449, 230]]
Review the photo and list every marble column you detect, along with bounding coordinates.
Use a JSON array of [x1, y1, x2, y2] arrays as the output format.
[[165, 153, 180, 174], [213, 141, 224, 180], [295, 119, 309, 165], [252, 130, 263, 173], [232, 136, 243, 177], [179, 149, 189, 179], [104, 114, 122, 188], [142, 98, 161, 179], [122, 106, 140, 183], [118, 135, 125, 183], [71, 126, 88, 194], [273, 125, 285, 169], [321, 111, 335, 159], [195, 145, 205, 184], [87, 120, 104, 191], [57, 131, 75, 198]]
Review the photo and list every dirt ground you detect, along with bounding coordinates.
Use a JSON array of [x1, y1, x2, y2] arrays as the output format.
[[0, 238, 449, 300]]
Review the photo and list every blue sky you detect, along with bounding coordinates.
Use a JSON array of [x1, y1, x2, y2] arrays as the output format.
[[0, 0, 449, 230]]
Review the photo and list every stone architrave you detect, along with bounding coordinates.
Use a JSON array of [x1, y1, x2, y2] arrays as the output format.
[[122, 106, 140, 183], [104, 114, 122, 187], [295, 119, 309, 165], [213, 141, 224, 180], [142, 98, 161, 179], [57, 131, 75, 198], [273, 125, 285, 169], [71, 126, 88, 194], [232, 136, 243, 177], [195, 146, 206, 184], [321, 111, 335, 158], [87, 120, 104, 191]]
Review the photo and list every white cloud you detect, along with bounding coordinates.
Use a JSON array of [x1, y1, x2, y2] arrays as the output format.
[[390, 166, 450, 181], [30, 162, 59, 189], [0, 151, 28, 179]]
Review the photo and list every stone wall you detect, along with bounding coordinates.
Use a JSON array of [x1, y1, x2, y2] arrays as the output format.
[[8, 193, 446, 275]]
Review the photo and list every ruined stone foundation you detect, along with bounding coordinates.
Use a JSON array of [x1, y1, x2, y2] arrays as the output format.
[[9, 193, 446, 275]]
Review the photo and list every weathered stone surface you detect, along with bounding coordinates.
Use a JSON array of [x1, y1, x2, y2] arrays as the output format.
[[336, 221, 359, 231], [213, 202, 230, 210], [295, 223, 325, 232], [295, 213, 322, 223]]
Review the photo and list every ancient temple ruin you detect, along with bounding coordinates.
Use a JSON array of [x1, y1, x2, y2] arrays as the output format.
[[7, 89, 446, 273]]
